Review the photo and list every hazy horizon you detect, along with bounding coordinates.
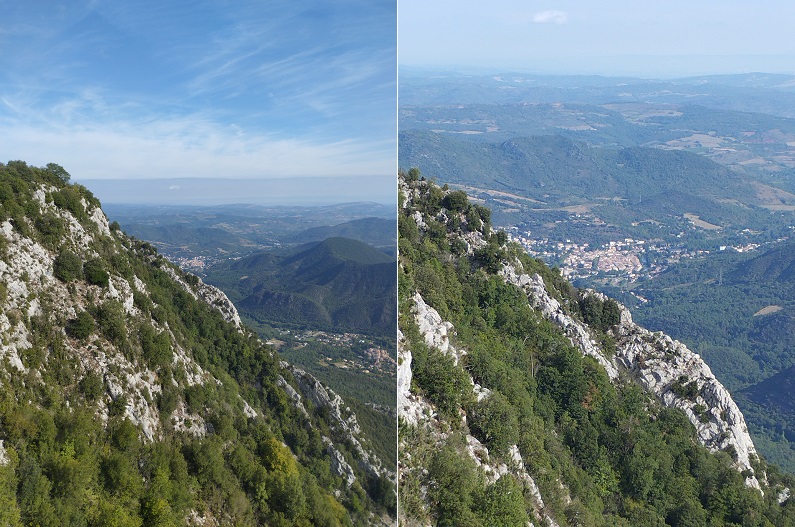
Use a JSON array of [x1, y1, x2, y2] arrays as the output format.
[[78, 176, 395, 207], [399, 1, 795, 78]]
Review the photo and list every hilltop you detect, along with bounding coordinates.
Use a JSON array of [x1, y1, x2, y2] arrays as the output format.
[[205, 237, 396, 338]]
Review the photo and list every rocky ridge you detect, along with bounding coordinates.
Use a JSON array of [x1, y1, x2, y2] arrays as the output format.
[[399, 292, 562, 527], [285, 362, 391, 483], [0, 168, 394, 523], [402, 174, 766, 491], [502, 263, 762, 489]]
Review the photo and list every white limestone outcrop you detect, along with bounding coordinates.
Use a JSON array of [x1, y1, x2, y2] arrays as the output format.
[[503, 262, 762, 490], [500, 265, 619, 380], [611, 301, 761, 490], [408, 291, 561, 525], [285, 363, 390, 481]]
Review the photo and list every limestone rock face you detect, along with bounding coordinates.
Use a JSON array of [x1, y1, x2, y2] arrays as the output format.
[[397, 330, 420, 426], [500, 266, 619, 380], [502, 261, 762, 489], [412, 292, 464, 364], [194, 280, 243, 330], [407, 291, 561, 526], [285, 363, 391, 482], [611, 302, 762, 490], [324, 436, 357, 487], [163, 267, 243, 330]]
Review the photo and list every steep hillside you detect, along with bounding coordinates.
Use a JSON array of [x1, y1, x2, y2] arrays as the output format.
[[729, 241, 795, 284], [607, 241, 795, 472], [205, 237, 396, 337], [398, 169, 795, 526], [283, 218, 396, 253], [399, 130, 756, 206], [0, 161, 395, 526]]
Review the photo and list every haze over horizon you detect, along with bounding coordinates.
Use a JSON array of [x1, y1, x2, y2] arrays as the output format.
[[80, 176, 396, 206], [399, 0, 795, 78]]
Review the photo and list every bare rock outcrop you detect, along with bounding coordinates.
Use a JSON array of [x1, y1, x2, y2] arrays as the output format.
[[612, 302, 762, 490], [501, 265, 619, 380], [503, 262, 762, 490], [284, 363, 390, 481], [408, 291, 561, 526]]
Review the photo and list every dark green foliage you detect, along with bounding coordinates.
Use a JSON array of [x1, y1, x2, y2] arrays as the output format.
[[34, 213, 66, 249], [139, 323, 172, 369], [95, 300, 127, 346], [78, 372, 104, 402], [578, 294, 621, 332], [427, 445, 482, 526], [205, 236, 396, 337], [442, 190, 468, 212], [400, 174, 791, 527], [670, 376, 700, 399], [54, 250, 83, 282], [51, 187, 87, 221], [475, 476, 529, 527], [467, 391, 519, 456], [45, 163, 71, 182], [66, 311, 95, 340], [411, 341, 472, 419], [83, 258, 110, 287]]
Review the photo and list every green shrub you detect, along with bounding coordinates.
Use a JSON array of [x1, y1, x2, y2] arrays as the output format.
[[34, 214, 65, 248], [96, 301, 127, 346], [442, 190, 468, 212], [51, 187, 85, 221], [140, 323, 172, 369], [83, 258, 109, 288], [66, 311, 95, 340], [78, 372, 104, 402], [53, 250, 82, 282], [467, 391, 519, 456]]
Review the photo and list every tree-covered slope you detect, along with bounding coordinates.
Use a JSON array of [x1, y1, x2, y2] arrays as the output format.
[[398, 169, 795, 526], [283, 218, 396, 254], [205, 237, 396, 337], [0, 161, 395, 526], [399, 130, 757, 207]]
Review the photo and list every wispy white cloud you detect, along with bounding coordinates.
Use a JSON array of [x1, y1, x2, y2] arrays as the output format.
[[0, 116, 393, 180], [0, 1, 395, 182], [533, 10, 569, 24]]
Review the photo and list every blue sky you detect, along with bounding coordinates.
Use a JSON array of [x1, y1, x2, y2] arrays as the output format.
[[399, 0, 795, 77], [0, 1, 396, 182]]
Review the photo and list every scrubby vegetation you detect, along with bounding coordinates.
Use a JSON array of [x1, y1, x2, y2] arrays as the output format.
[[0, 161, 394, 526], [399, 169, 795, 526]]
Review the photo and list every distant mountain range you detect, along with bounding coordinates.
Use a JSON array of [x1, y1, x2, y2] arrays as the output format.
[[106, 202, 396, 263], [205, 237, 396, 337], [400, 131, 751, 204], [399, 71, 795, 117], [77, 176, 395, 206], [399, 130, 788, 239], [282, 217, 395, 255]]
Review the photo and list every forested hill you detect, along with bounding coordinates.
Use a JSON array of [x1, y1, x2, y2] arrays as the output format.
[[398, 168, 795, 526], [205, 237, 397, 338], [0, 161, 395, 526], [399, 130, 755, 206]]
